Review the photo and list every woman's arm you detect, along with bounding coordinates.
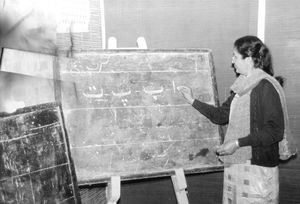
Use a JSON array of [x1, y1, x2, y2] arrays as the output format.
[[192, 92, 234, 125], [178, 85, 234, 125]]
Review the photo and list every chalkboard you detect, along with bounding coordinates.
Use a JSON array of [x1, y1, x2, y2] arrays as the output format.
[[59, 49, 224, 185], [0, 102, 80, 203]]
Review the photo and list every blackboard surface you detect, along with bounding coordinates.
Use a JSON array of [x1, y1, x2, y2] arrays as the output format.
[[60, 49, 224, 185], [0, 102, 80, 203]]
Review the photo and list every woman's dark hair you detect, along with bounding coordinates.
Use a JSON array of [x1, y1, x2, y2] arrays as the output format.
[[234, 35, 284, 86]]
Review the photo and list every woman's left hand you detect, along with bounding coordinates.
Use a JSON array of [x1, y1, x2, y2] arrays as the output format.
[[216, 139, 239, 156]]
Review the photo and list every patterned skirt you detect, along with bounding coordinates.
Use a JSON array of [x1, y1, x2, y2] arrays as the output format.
[[223, 162, 279, 204]]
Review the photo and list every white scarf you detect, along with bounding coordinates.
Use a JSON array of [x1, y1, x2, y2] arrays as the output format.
[[221, 69, 297, 164]]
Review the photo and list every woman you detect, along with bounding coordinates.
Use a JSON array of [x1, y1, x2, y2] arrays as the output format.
[[178, 36, 296, 203]]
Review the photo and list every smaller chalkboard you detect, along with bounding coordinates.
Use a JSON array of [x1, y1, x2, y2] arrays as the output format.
[[0, 102, 81, 203]]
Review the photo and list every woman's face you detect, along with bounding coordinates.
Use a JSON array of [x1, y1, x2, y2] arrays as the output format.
[[232, 48, 251, 76]]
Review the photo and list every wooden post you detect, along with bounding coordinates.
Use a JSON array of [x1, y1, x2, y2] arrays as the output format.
[[107, 36, 148, 49], [108, 37, 117, 49], [171, 168, 189, 204], [106, 176, 121, 204]]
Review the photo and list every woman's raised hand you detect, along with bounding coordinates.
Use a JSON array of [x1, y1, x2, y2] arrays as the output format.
[[177, 86, 195, 104]]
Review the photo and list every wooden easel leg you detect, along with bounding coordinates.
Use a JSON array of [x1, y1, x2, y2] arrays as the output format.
[[106, 176, 120, 204], [107, 37, 148, 50], [171, 169, 189, 204]]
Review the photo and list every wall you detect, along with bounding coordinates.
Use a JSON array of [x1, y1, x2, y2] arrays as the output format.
[[265, 0, 300, 203], [105, 0, 258, 101], [0, 0, 104, 55]]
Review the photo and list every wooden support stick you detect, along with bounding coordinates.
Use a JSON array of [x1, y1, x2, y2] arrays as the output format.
[[171, 168, 189, 204], [106, 176, 121, 204], [107, 36, 148, 50]]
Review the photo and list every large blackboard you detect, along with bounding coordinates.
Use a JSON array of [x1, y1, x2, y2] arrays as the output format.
[[60, 49, 224, 185], [0, 102, 80, 203]]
